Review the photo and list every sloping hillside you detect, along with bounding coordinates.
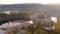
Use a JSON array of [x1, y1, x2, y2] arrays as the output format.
[[0, 3, 60, 16]]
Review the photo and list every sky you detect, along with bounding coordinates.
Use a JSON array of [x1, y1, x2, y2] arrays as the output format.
[[0, 0, 60, 4]]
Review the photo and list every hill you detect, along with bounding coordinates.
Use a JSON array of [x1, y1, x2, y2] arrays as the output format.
[[0, 3, 60, 16]]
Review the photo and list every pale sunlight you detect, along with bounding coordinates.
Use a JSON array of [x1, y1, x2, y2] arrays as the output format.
[[0, 0, 60, 4]]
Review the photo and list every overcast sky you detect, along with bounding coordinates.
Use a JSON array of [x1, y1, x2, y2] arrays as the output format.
[[0, 0, 60, 4]]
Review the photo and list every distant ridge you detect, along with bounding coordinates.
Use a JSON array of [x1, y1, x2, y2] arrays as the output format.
[[0, 3, 44, 11], [0, 3, 60, 16]]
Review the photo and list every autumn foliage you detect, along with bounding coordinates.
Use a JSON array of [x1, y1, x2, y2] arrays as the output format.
[[55, 17, 60, 33]]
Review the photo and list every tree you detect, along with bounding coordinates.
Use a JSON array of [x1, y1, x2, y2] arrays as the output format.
[[55, 18, 60, 33]]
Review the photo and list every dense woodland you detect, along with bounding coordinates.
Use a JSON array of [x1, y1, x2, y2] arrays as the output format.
[[0, 12, 31, 25], [0, 11, 60, 34], [0, 3, 60, 34]]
